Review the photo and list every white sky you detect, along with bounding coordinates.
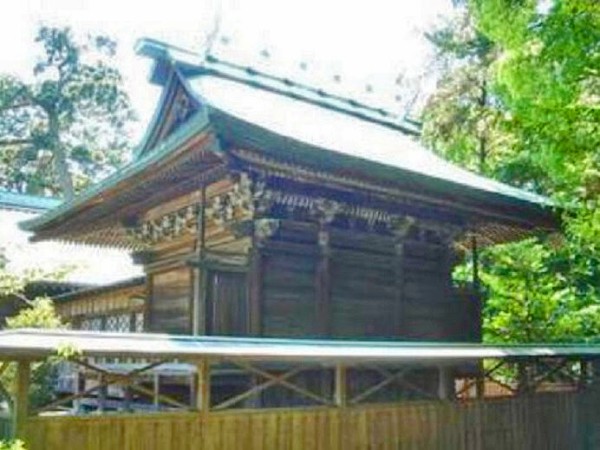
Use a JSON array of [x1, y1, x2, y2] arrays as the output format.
[[1, 210, 142, 284], [0, 0, 452, 140], [0, 0, 452, 284]]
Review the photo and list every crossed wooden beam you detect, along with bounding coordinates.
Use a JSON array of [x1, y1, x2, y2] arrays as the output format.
[[212, 360, 440, 410], [455, 358, 593, 399], [33, 358, 191, 414], [0, 356, 595, 415]]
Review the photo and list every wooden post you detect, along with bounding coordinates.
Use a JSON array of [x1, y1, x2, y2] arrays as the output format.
[[193, 186, 207, 336], [316, 227, 331, 336], [12, 360, 30, 440], [189, 373, 196, 409], [334, 363, 347, 408], [72, 369, 81, 414], [123, 383, 133, 412], [517, 360, 529, 395], [393, 240, 405, 336], [248, 246, 263, 336], [98, 373, 107, 413], [580, 359, 590, 391], [391, 217, 413, 336], [471, 234, 480, 292], [475, 375, 485, 400], [196, 358, 211, 416], [437, 366, 454, 400], [334, 363, 347, 450], [153, 373, 160, 410]]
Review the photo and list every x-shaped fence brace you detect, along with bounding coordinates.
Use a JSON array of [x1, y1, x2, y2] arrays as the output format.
[[349, 364, 438, 405], [213, 359, 332, 410], [212, 361, 443, 410], [2, 355, 598, 416], [456, 357, 596, 399], [33, 358, 191, 414]]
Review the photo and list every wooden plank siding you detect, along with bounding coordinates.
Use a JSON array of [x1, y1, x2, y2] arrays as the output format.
[[262, 253, 317, 337], [22, 391, 596, 450], [253, 222, 478, 342], [149, 268, 193, 334]]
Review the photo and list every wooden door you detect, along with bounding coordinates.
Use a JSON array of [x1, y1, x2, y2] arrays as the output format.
[[206, 271, 249, 335]]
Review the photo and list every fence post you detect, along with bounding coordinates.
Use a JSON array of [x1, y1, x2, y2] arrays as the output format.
[[334, 363, 347, 450], [12, 360, 30, 441], [196, 358, 210, 415], [334, 363, 347, 408]]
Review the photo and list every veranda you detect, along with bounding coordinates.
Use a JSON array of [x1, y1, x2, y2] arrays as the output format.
[[1, 329, 599, 450]]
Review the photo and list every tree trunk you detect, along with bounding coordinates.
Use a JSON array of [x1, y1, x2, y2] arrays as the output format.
[[477, 77, 488, 174], [48, 112, 74, 200]]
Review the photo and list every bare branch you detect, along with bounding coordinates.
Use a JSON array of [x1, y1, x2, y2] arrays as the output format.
[[0, 138, 33, 147]]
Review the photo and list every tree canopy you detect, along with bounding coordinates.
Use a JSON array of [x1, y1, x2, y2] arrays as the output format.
[[423, 0, 600, 343], [0, 26, 135, 199]]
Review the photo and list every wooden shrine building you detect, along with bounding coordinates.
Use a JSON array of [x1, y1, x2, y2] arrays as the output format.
[[10, 39, 600, 450], [22, 38, 557, 342], [19, 38, 560, 409]]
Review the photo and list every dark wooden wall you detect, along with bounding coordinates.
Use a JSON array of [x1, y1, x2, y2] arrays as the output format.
[[148, 268, 192, 334], [256, 221, 478, 342]]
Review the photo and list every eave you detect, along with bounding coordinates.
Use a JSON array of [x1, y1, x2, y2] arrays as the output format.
[[20, 112, 224, 248]]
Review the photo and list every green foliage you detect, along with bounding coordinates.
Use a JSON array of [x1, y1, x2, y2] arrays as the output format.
[[0, 26, 135, 199], [5, 297, 63, 330], [1, 299, 66, 409], [0, 440, 26, 450], [424, 0, 600, 343], [0, 248, 67, 410]]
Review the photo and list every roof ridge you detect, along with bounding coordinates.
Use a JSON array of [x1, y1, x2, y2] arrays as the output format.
[[197, 54, 421, 136], [135, 38, 421, 136]]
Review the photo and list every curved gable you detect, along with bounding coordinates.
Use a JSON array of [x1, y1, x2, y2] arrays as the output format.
[[135, 70, 201, 159]]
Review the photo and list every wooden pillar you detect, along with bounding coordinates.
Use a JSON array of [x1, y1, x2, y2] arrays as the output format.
[[391, 217, 413, 336], [517, 360, 529, 395], [316, 226, 331, 336], [123, 383, 133, 412], [72, 369, 82, 414], [196, 358, 211, 415], [12, 360, 30, 440], [98, 373, 107, 413], [153, 373, 160, 410], [580, 359, 590, 391], [475, 375, 485, 400], [193, 269, 208, 335], [249, 220, 275, 337], [437, 366, 454, 400], [334, 363, 347, 408], [248, 248, 263, 336], [393, 240, 405, 336], [193, 187, 207, 336], [471, 234, 480, 292]]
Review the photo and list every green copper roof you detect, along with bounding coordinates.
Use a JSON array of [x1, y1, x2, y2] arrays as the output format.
[[0, 190, 62, 212], [187, 73, 551, 210], [20, 111, 211, 233], [22, 39, 557, 241]]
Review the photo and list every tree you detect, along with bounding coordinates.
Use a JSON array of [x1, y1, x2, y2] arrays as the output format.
[[0, 248, 67, 410], [0, 26, 135, 199], [422, 0, 600, 343]]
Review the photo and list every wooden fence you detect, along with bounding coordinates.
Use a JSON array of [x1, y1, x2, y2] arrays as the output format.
[[21, 391, 599, 450]]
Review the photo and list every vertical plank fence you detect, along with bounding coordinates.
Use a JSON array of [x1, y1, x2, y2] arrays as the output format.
[[21, 391, 598, 450]]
